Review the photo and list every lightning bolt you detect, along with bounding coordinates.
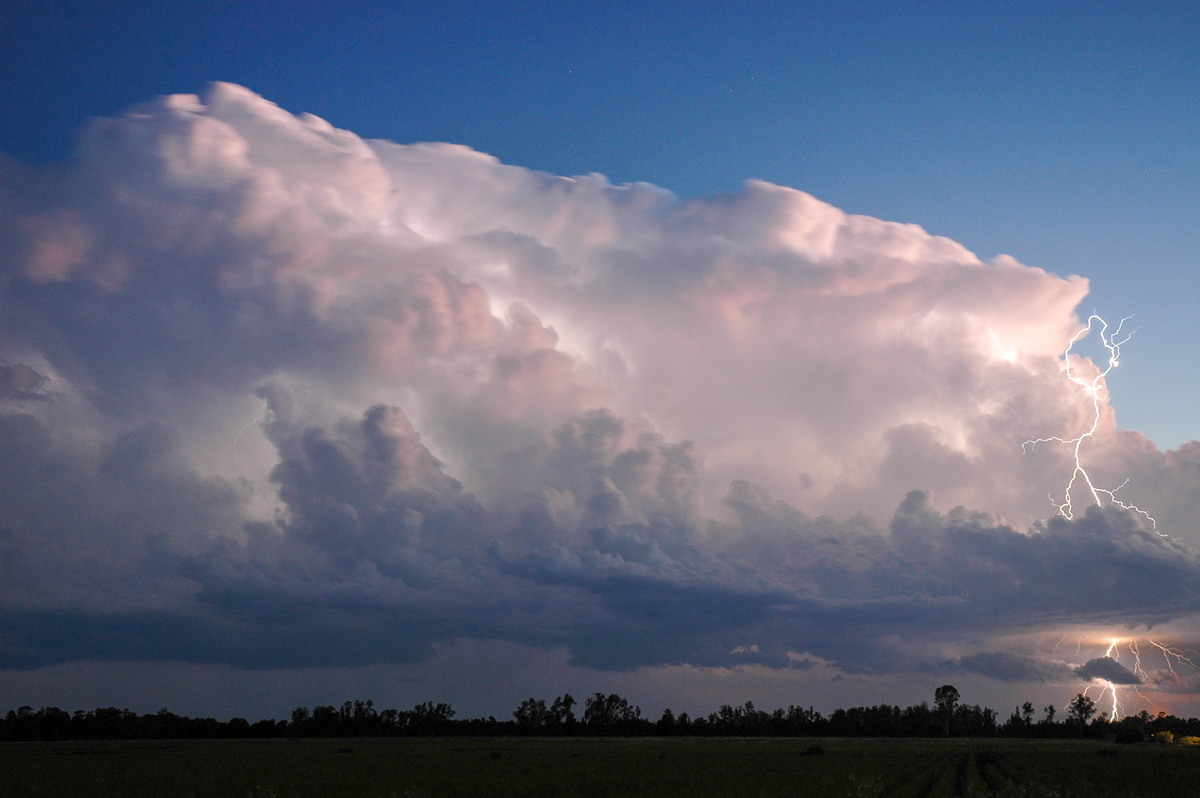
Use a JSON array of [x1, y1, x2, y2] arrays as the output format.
[[1075, 636, 1200, 723], [1096, 638, 1125, 721], [1022, 314, 1158, 530], [1130, 640, 1148, 683], [1024, 316, 1200, 722], [1148, 639, 1200, 680], [226, 401, 270, 460]]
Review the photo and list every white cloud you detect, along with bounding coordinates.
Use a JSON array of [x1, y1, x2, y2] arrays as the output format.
[[2, 84, 1198, 713]]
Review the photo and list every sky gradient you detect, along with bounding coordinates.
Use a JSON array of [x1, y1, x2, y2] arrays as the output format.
[[2, 2, 1199, 721]]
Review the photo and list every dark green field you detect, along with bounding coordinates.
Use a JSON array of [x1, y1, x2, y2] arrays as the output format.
[[3, 737, 1199, 797]]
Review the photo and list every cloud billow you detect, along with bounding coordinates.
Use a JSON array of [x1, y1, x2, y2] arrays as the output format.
[[2, 84, 1199, 687], [1075, 657, 1142, 686]]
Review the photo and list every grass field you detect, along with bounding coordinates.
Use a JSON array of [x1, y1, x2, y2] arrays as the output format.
[[3, 736, 1199, 797]]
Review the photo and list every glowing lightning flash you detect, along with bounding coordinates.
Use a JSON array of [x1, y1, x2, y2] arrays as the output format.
[[1078, 637, 1200, 722], [1097, 639, 1124, 721], [1021, 314, 1157, 529], [1023, 316, 1200, 722], [1147, 640, 1200, 679]]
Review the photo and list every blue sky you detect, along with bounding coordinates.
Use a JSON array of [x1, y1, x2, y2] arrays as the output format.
[[3, 2, 1200, 720], [5, 1, 1196, 447]]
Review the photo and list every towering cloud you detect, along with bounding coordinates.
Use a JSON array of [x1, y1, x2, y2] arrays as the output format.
[[2, 85, 1198, 704]]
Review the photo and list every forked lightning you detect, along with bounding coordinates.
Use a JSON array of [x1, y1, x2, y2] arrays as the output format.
[[1022, 314, 1158, 530]]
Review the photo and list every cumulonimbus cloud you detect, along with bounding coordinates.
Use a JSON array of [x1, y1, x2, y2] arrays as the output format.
[[2, 84, 1198, 684]]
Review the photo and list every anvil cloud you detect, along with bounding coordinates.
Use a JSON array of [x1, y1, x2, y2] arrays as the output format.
[[2, 85, 1199, 714]]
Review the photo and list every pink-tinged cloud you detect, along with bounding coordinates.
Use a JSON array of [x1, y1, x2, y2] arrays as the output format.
[[2, 85, 1199, 711]]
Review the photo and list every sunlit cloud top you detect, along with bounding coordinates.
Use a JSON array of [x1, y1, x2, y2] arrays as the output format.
[[2, 85, 1199, 715]]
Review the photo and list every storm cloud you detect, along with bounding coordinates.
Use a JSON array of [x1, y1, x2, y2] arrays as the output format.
[[1075, 657, 1142, 686], [3, 85, 1199, 707]]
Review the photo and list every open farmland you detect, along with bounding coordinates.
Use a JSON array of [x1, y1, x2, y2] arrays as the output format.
[[4, 737, 1200, 797]]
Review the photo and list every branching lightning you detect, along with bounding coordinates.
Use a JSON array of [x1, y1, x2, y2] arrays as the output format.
[[1093, 638, 1126, 721], [1148, 640, 1200, 679], [1024, 315, 1200, 721], [1078, 637, 1200, 722], [1022, 314, 1158, 530]]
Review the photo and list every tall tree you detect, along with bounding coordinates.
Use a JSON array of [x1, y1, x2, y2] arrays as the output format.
[[513, 698, 549, 730], [549, 694, 576, 726], [934, 685, 960, 736], [1067, 694, 1096, 737]]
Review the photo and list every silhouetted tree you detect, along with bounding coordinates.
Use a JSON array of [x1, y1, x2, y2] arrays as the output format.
[[583, 693, 641, 733], [1003, 707, 1023, 735], [900, 702, 932, 736], [405, 701, 455, 734], [784, 705, 824, 735], [934, 685, 959, 735], [1067, 693, 1096, 737], [513, 697, 550, 731], [953, 703, 997, 736], [549, 694, 576, 727], [708, 701, 775, 735], [513, 695, 576, 733], [311, 705, 339, 736], [1113, 712, 1146, 743], [289, 706, 311, 736], [15, 692, 1199, 742]]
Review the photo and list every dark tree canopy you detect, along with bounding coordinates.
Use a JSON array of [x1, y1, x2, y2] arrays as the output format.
[[935, 685, 960, 735], [4, 687, 1196, 743], [1068, 694, 1097, 736]]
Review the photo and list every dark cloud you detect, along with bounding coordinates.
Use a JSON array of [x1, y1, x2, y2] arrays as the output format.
[[1075, 657, 1142, 685], [952, 652, 1074, 683]]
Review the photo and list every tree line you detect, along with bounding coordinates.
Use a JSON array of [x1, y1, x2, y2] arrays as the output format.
[[3, 686, 1198, 743]]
